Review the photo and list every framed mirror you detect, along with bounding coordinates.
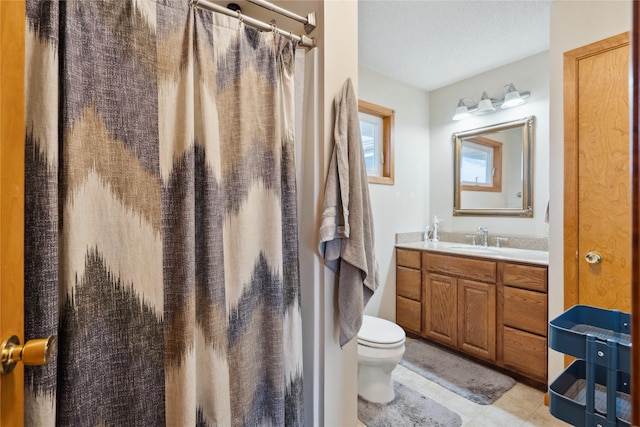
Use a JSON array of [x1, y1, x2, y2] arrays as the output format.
[[453, 116, 534, 216]]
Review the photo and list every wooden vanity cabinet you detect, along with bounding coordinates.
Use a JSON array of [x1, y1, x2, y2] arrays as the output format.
[[395, 247, 549, 384], [423, 253, 497, 362], [395, 249, 422, 334]]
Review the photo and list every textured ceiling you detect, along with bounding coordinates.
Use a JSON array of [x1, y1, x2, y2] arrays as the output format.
[[359, 0, 553, 91]]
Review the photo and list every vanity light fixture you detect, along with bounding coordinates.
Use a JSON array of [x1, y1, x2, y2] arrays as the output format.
[[501, 83, 526, 108], [452, 83, 530, 121], [452, 98, 476, 121], [476, 91, 496, 114]]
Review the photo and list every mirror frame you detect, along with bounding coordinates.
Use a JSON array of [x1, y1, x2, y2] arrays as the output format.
[[453, 115, 534, 217]]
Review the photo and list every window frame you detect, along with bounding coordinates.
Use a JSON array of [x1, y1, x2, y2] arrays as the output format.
[[358, 100, 394, 185], [459, 136, 503, 192]]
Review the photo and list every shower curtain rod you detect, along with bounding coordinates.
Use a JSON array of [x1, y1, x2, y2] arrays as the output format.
[[246, 0, 316, 34], [191, 0, 316, 48]]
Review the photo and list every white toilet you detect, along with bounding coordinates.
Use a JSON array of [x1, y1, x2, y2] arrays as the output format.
[[357, 315, 406, 404]]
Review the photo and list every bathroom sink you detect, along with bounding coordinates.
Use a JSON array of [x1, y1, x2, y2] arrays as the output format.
[[447, 246, 501, 255]]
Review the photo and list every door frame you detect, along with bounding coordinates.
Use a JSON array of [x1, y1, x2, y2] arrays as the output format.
[[630, 1, 639, 422], [0, 0, 26, 425]]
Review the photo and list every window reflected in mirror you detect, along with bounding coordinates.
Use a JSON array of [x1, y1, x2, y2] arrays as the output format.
[[453, 116, 534, 217], [460, 137, 503, 192]]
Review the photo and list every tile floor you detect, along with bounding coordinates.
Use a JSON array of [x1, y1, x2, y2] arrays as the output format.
[[357, 364, 570, 426]]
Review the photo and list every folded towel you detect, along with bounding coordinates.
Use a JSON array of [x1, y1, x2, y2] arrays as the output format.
[[319, 78, 379, 347]]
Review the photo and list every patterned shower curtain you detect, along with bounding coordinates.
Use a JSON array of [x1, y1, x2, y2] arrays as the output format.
[[23, 0, 303, 425]]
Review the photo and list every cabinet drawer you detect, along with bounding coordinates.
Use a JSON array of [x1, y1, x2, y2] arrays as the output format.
[[396, 266, 421, 301], [396, 296, 421, 333], [397, 248, 421, 269], [503, 286, 547, 336], [503, 263, 547, 292], [424, 252, 496, 283], [503, 326, 547, 383]]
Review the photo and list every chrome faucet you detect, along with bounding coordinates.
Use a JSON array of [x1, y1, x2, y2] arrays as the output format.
[[478, 226, 489, 247], [495, 236, 508, 248]]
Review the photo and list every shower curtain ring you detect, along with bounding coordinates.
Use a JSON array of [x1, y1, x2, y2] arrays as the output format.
[[237, 11, 243, 28], [270, 21, 277, 33]]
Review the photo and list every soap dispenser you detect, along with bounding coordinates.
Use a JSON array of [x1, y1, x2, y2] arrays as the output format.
[[432, 215, 440, 242]]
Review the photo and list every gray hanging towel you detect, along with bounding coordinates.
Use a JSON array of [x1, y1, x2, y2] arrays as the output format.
[[319, 78, 379, 347]]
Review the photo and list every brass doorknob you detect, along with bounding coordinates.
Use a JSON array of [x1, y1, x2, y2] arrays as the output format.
[[584, 251, 603, 264], [1, 335, 55, 375]]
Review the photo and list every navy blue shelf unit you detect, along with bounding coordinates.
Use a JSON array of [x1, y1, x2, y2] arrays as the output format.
[[548, 305, 631, 427]]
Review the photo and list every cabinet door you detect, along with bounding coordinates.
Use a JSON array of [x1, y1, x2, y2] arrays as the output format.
[[457, 279, 496, 362], [424, 272, 457, 347]]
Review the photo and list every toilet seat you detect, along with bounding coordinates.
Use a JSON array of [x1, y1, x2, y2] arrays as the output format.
[[358, 315, 405, 348]]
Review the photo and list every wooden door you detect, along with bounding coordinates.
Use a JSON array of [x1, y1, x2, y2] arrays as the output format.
[[564, 33, 631, 312], [457, 279, 496, 362], [0, 0, 26, 425], [424, 272, 457, 347]]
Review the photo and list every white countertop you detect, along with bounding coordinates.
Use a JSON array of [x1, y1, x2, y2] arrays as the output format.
[[395, 240, 549, 266]]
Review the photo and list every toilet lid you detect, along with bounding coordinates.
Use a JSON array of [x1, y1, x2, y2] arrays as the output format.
[[358, 315, 406, 346]]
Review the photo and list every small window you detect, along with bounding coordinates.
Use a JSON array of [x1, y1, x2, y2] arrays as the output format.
[[359, 112, 382, 175], [460, 137, 502, 192], [358, 100, 394, 185]]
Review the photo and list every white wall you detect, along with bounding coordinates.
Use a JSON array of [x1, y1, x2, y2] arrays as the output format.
[[262, 1, 361, 425], [358, 67, 430, 322], [429, 52, 550, 239], [548, 0, 630, 382], [319, 2, 361, 426]]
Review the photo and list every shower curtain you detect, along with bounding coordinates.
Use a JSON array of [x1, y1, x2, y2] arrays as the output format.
[[23, 0, 303, 425]]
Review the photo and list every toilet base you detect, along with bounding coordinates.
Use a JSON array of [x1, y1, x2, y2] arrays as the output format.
[[357, 365, 395, 404]]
